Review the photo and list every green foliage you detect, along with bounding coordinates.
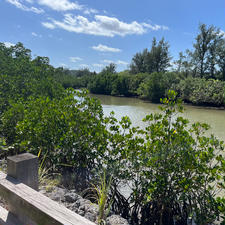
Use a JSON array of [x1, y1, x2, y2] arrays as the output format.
[[130, 37, 171, 74], [88, 72, 148, 97], [176, 24, 225, 80], [1, 89, 108, 185], [1, 40, 225, 225], [106, 90, 225, 225], [0, 42, 64, 116], [191, 24, 224, 78], [88, 73, 118, 95], [137, 72, 180, 103], [101, 63, 117, 75], [91, 171, 113, 225], [53, 67, 95, 89], [174, 77, 225, 106], [0, 137, 7, 158]]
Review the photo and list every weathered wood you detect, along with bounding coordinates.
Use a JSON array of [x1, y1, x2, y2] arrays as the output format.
[[0, 205, 25, 225], [7, 153, 38, 190], [0, 172, 95, 225]]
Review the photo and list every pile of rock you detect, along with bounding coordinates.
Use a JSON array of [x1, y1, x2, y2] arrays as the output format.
[[40, 187, 129, 225]]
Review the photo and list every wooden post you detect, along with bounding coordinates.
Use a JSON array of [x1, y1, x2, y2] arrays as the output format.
[[7, 153, 38, 190]]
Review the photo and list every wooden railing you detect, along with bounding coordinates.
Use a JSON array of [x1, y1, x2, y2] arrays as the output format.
[[0, 153, 95, 225]]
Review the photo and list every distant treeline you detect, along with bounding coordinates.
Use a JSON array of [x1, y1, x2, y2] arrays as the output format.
[[55, 24, 225, 107]]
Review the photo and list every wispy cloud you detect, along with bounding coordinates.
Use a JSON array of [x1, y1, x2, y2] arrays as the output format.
[[69, 56, 82, 62], [102, 59, 128, 65], [37, 0, 83, 11], [117, 60, 128, 65], [79, 64, 89, 68], [42, 22, 55, 29], [6, 0, 44, 14], [92, 63, 104, 68], [92, 44, 121, 53], [102, 59, 114, 64], [4, 42, 15, 48], [83, 8, 98, 15], [142, 23, 169, 31], [31, 32, 42, 37], [42, 14, 169, 37], [6, 0, 100, 16], [59, 63, 68, 68]]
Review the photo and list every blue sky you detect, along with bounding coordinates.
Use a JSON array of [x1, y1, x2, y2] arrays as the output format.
[[1, 0, 225, 72]]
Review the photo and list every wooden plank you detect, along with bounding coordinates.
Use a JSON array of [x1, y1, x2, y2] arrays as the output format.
[[0, 205, 24, 225], [0, 172, 96, 225]]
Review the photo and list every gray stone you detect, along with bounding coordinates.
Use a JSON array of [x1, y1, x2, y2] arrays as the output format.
[[86, 204, 98, 215], [77, 209, 85, 216], [106, 215, 129, 225], [84, 212, 96, 222], [77, 198, 91, 208], [47, 187, 66, 202], [64, 192, 81, 203], [68, 203, 79, 212], [7, 153, 38, 190]]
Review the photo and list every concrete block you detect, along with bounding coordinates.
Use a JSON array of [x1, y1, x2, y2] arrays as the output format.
[[7, 153, 38, 190]]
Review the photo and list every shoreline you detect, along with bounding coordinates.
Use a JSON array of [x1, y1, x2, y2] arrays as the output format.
[[89, 92, 225, 110]]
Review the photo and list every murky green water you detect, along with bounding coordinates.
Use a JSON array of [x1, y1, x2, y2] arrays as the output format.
[[91, 94, 225, 142]]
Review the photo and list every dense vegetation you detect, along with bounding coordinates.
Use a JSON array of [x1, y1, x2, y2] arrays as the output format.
[[0, 23, 225, 225], [56, 24, 225, 107]]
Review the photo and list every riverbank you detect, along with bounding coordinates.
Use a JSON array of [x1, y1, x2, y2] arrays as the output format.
[[90, 92, 225, 110]]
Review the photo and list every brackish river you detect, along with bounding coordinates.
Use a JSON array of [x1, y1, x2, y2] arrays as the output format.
[[91, 94, 225, 143]]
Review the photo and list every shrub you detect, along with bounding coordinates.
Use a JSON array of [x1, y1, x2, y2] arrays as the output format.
[[1, 89, 108, 188], [109, 90, 225, 225]]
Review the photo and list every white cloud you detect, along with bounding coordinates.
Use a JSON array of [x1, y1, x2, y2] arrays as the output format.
[[59, 63, 68, 68], [30, 6, 44, 13], [102, 59, 114, 64], [42, 14, 168, 37], [4, 42, 15, 48], [117, 60, 128, 65], [92, 63, 104, 68], [32, 32, 38, 36], [32, 32, 42, 37], [69, 56, 82, 62], [142, 23, 169, 31], [83, 8, 98, 15], [6, 0, 44, 14], [38, 0, 83, 11], [42, 22, 55, 29], [102, 59, 128, 66], [79, 64, 89, 68], [92, 44, 121, 53]]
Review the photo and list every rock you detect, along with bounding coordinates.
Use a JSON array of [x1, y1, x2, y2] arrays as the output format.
[[84, 212, 96, 222], [77, 209, 85, 216], [85, 203, 98, 215], [46, 187, 66, 202], [77, 198, 91, 208], [106, 215, 129, 225], [69, 201, 80, 210], [64, 191, 81, 203]]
